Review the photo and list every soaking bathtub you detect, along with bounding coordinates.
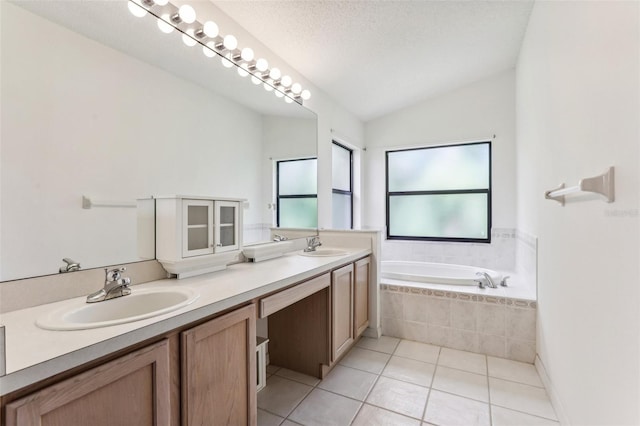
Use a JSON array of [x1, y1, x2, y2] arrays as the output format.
[[381, 261, 502, 286]]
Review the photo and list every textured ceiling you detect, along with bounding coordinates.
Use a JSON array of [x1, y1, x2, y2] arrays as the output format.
[[214, 0, 534, 121]]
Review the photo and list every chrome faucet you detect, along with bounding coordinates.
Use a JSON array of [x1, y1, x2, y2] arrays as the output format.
[[59, 258, 81, 273], [86, 267, 132, 303], [303, 236, 322, 252], [475, 271, 497, 289]]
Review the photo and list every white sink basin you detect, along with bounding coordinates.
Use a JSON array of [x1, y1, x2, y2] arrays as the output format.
[[36, 287, 199, 331], [299, 248, 350, 257]]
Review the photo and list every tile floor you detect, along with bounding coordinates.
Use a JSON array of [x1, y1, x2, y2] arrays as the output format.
[[258, 336, 559, 426]]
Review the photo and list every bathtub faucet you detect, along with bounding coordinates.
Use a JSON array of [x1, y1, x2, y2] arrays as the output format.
[[475, 272, 497, 289]]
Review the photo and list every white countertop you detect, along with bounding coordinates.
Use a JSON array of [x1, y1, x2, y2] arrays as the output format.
[[0, 248, 370, 396]]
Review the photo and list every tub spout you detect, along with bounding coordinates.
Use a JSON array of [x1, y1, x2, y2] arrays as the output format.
[[475, 272, 497, 288]]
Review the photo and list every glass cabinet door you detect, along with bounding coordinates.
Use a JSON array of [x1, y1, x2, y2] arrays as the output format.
[[214, 201, 239, 253], [182, 200, 214, 257]]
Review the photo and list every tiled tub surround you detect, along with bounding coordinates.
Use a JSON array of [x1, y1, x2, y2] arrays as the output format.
[[381, 284, 536, 363], [380, 228, 538, 363], [382, 228, 518, 272]]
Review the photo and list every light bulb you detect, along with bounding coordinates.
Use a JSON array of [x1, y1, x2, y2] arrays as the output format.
[[284, 96, 293, 104], [274, 90, 284, 98], [237, 64, 249, 78], [182, 30, 196, 47], [203, 21, 219, 38], [280, 75, 292, 87], [153, 0, 168, 5], [203, 42, 216, 58], [128, 1, 147, 17], [264, 83, 274, 92], [291, 83, 302, 94], [241, 47, 254, 62], [223, 35, 238, 50], [178, 5, 196, 24], [157, 15, 174, 33], [251, 76, 262, 85], [269, 67, 281, 80], [301, 90, 311, 100], [255, 58, 268, 72], [221, 53, 234, 68]]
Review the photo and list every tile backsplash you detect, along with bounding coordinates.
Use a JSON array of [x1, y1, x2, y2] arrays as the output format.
[[382, 228, 517, 271]]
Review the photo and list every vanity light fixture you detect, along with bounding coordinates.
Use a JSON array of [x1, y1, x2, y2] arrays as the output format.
[[127, 0, 311, 104]]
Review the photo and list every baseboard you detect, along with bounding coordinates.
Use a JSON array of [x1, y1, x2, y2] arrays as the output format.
[[535, 354, 570, 425], [362, 326, 382, 339]]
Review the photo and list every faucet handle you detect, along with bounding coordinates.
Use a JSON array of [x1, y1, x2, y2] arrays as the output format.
[[500, 276, 510, 287], [105, 266, 126, 282]]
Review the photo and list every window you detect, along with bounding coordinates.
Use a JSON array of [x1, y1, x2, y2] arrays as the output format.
[[277, 157, 317, 228], [332, 142, 353, 229], [386, 141, 491, 242]]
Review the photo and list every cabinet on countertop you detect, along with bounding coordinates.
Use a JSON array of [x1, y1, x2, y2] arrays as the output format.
[[155, 196, 243, 279]]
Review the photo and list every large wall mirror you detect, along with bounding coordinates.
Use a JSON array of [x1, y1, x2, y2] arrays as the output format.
[[1, 1, 318, 282]]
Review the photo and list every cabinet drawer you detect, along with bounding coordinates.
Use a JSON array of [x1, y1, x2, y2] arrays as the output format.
[[260, 273, 330, 318]]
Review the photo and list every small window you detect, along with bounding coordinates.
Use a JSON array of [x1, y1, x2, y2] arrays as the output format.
[[386, 141, 491, 242], [332, 142, 353, 229], [277, 158, 317, 228]]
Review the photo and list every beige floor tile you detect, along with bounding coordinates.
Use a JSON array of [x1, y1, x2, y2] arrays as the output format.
[[491, 405, 560, 426], [489, 378, 557, 421], [424, 390, 490, 426], [438, 348, 487, 375], [352, 404, 421, 426], [366, 376, 429, 419], [339, 347, 391, 374], [258, 408, 284, 426], [357, 336, 401, 354], [275, 367, 321, 387], [432, 366, 489, 402], [288, 388, 362, 426], [394, 340, 441, 364], [318, 365, 378, 401], [487, 356, 543, 387], [382, 356, 436, 387], [281, 421, 301, 426], [257, 376, 313, 418]]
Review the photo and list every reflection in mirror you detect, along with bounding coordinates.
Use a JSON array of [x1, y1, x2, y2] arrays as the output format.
[[0, 1, 317, 282]]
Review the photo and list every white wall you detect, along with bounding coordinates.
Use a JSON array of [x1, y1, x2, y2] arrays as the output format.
[[363, 69, 517, 231], [516, 1, 639, 424]]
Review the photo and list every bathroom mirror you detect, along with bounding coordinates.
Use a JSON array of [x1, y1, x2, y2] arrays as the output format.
[[0, 1, 317, 282]]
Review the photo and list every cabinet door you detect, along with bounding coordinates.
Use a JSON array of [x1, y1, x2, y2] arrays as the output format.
[[214, 201, 239, 253], [182, 199, 214, 258], [5, 340, 173, 426], [354, 256, 371, 338], [331, 263, 354, 362], [182, 304, 257, 426]]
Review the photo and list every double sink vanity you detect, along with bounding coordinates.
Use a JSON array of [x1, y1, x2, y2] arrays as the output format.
[[0, 243, 374, 425]]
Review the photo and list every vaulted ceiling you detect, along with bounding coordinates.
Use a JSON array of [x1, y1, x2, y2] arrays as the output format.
[[215, 0, 534, 121]]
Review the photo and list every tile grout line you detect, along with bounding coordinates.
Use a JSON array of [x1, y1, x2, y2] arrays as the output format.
[[348, 339, 399, 425], [486, 353, 493, 426], [420, 344, 442, 423]]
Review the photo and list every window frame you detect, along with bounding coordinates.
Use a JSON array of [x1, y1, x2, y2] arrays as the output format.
[[385, 141, 492, 243], [331, 141, 353, 229], [276, 157, 318, 228]]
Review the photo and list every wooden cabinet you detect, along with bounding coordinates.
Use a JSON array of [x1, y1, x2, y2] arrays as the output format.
[[155, 196, 243, 278], [331, 263, 355, 362], [5, 340, 174, 426], [181, 304, 256, 426], [354, 256, 370, 338]]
